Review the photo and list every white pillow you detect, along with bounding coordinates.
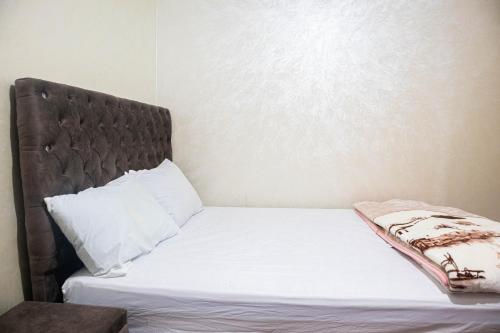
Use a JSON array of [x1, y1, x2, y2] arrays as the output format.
[[44, 179, 180, 277], [126, 159, 203, 227]]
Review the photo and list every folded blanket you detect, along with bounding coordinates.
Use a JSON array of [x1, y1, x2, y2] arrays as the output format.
[[355, 199, 500, 293]]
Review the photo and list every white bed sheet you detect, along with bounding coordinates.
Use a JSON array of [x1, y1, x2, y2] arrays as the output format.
[[63, 207, 500, 333]]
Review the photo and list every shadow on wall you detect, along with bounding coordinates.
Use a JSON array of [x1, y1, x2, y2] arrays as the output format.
[[10, 85, 32, 301]]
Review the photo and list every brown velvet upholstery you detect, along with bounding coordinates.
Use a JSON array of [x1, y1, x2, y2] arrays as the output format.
[[0, 301, 127, 333], [14, 78, 172, 302]]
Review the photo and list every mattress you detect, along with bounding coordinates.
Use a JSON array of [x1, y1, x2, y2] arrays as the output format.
[[63, 207, 500, 333]]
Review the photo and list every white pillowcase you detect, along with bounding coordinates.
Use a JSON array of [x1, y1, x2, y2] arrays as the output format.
[[44, 179, 179, 277], [125, 159, 203, 228]]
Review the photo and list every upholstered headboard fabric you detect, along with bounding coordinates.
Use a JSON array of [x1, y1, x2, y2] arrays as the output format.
[[15, 78, 173, 302]]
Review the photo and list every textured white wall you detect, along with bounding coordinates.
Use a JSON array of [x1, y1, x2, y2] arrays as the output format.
[[157, 0, 500, 219], [0, 0, 156, 313]]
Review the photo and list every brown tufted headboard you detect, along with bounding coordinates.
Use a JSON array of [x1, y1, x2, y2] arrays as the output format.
[[14, 78, 172, 302]]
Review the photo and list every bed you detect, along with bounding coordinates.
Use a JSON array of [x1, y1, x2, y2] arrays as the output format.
[[14, 78, 500, 332]]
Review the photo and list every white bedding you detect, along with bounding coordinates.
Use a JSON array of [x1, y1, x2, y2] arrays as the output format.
[[63, 207, 500, 333]]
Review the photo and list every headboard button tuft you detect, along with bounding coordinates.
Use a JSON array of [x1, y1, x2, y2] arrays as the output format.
[[14, 77, 172, 302]]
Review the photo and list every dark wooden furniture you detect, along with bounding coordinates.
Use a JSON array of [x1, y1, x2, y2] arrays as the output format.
[[0, 301, 128, 333]]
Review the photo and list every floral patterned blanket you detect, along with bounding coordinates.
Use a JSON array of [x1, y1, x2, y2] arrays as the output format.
[[355, 199, 500, 293]]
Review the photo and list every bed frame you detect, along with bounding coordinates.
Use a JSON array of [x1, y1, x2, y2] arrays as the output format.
[[14, 78, 173, 302]]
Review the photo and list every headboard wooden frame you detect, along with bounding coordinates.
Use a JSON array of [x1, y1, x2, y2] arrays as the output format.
[[14, 78, 172, 302]]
